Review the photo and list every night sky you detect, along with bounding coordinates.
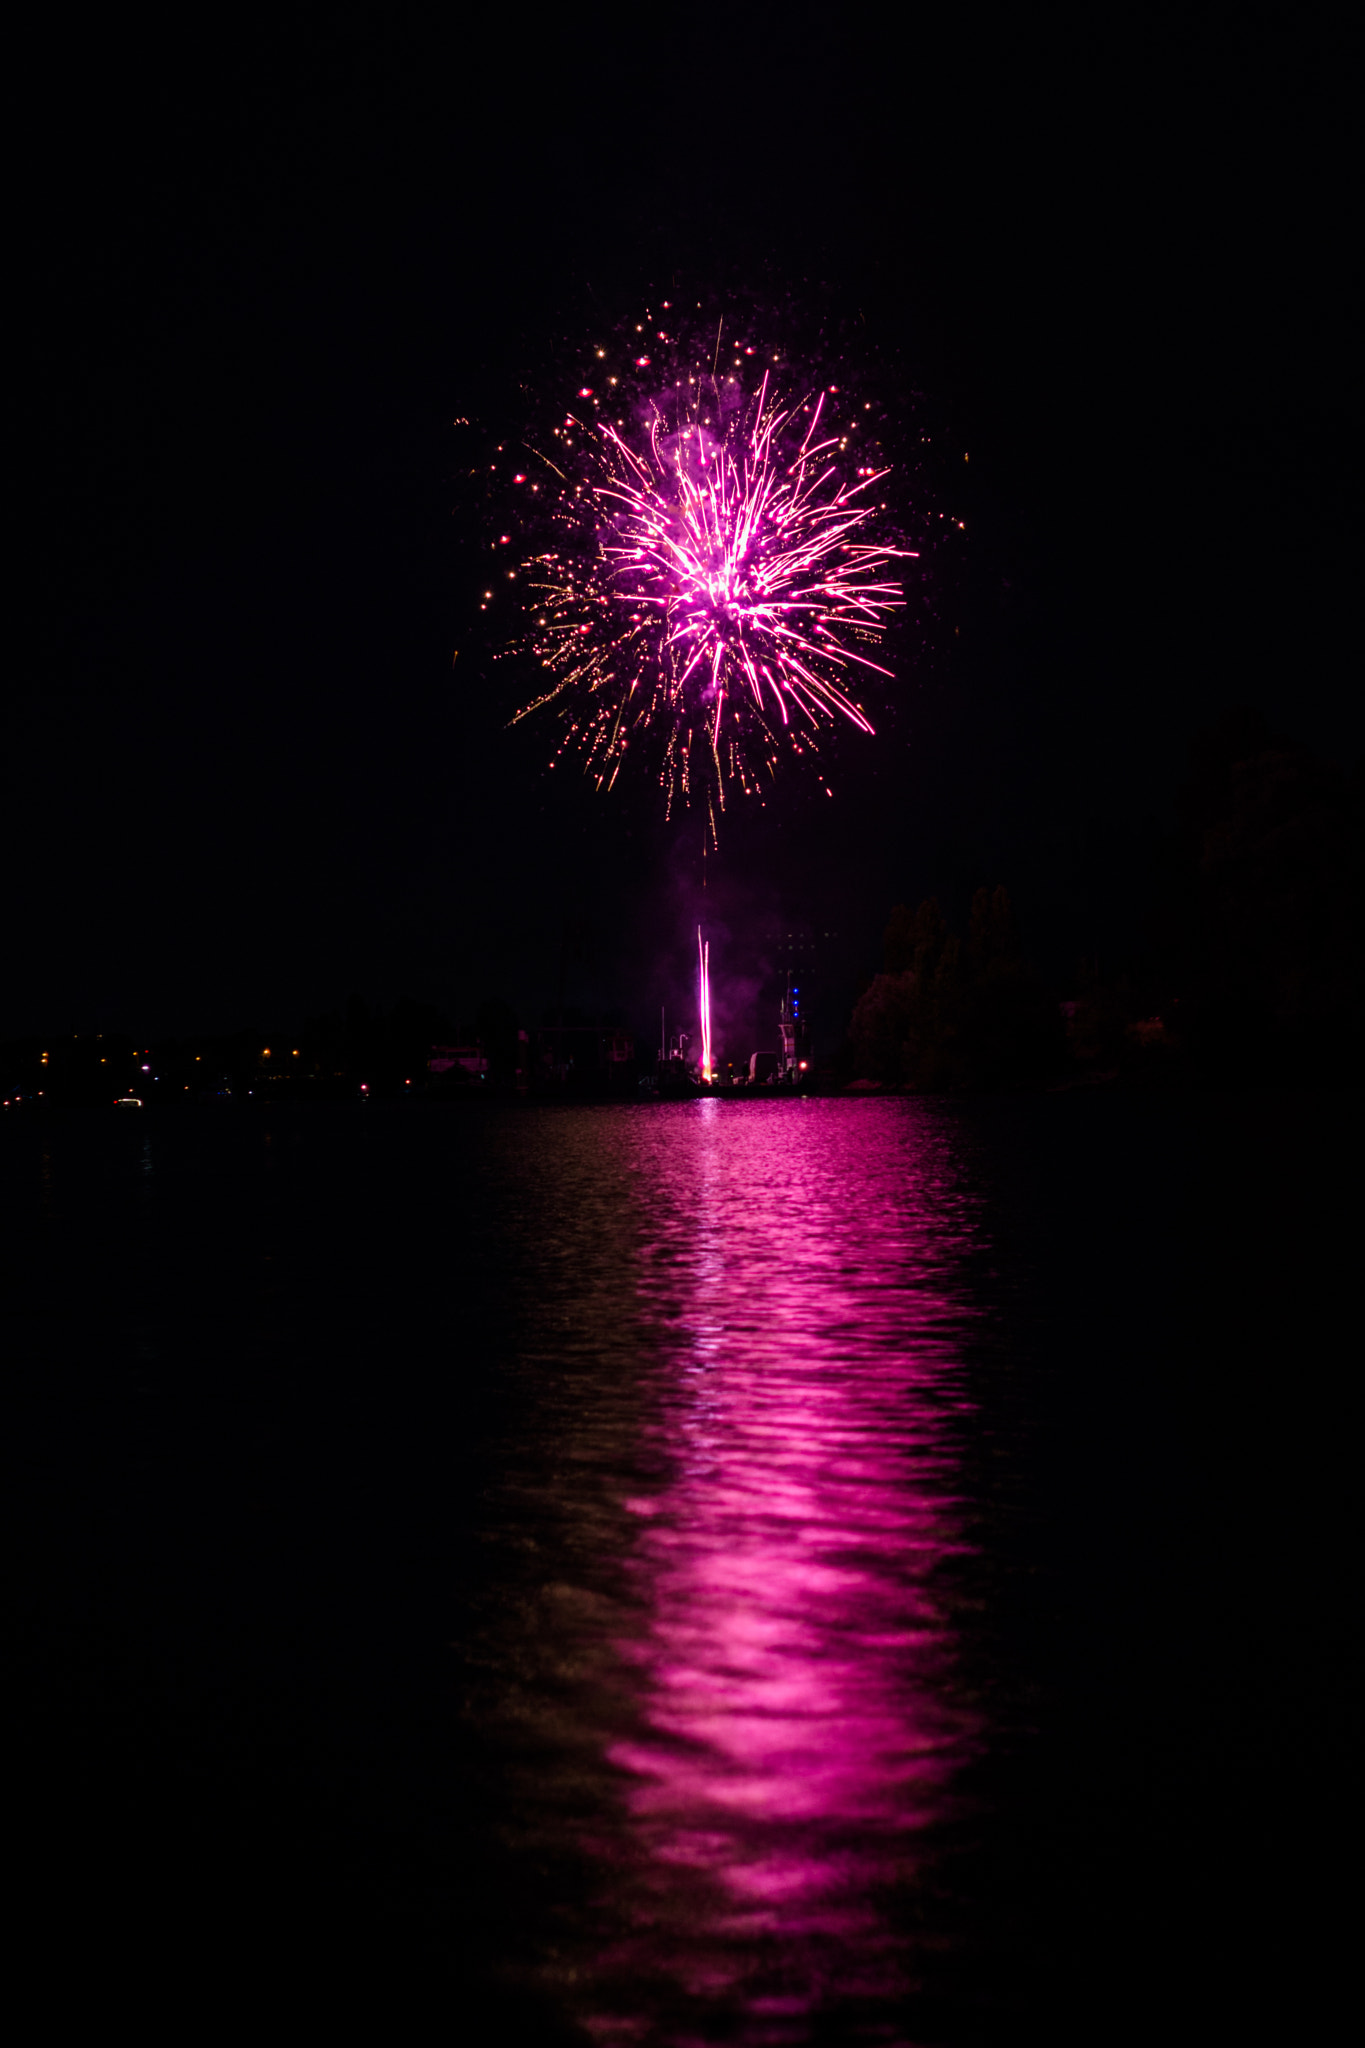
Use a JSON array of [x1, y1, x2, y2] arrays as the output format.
[[12, 8, 1358, 1046]]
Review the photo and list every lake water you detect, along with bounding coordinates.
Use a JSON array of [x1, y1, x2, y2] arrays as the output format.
[[3, 1094, 1354, 2042]]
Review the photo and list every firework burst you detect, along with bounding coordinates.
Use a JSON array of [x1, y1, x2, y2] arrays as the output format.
[[491, 309, 917, 831]]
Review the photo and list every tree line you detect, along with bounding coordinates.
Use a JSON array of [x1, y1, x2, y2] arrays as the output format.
[[848, 712, 1363, 1090]]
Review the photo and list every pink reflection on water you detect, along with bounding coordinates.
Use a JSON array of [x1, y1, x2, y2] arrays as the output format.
[[589, 1100, 983, 2042]]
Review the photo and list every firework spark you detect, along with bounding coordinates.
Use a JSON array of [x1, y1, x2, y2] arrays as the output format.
[[501, 321, 917, 826]]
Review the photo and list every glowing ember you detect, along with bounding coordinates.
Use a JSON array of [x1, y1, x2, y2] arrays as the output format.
[[500, 316, 918, 829]]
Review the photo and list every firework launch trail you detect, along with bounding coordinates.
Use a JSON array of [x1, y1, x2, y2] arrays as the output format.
[[697, 927, 713, 1084]]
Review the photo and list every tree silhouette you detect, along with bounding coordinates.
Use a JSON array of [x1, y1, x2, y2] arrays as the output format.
[[851, 890, 1061, 1089]]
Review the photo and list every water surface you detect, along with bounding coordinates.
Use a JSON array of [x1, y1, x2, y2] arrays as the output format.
[[2, 1093, 1353, 2042], [525, 1101, 984, 2039]]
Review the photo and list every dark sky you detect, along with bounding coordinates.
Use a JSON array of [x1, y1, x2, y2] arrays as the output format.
[[10, 6, 1359, 1046]]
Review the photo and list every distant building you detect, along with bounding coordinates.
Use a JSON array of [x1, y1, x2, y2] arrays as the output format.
[[535, 1025, 635, 1091], [763, 920, 834, 984], [760, 919, 829, 1076], [779, 974, 812, 1077], [429, 1044, 488, 1076]]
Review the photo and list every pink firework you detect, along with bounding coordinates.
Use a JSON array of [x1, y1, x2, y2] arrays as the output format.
[[507, 341, 917, 828]]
